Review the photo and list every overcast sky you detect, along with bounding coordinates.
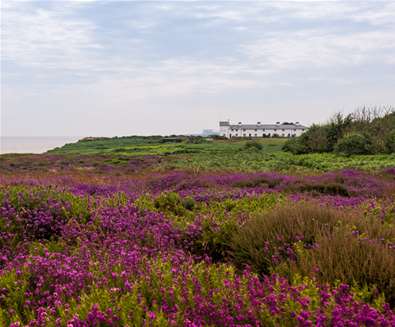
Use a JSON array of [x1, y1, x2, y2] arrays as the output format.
[[2, 0, 395, 137]]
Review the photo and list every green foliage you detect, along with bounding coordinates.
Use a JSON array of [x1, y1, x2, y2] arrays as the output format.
[[385, 130, 395, 153], [284, 108, 395, 155], [244, 140, 263, 151], [186, 136, 207, 144], [326, 113, 353, 151], [301, 125, 330, 153], [154, 192, 196, 217], [334, 133, 373, 155], [283, 125, 330, 154], [0, 270, 31, 325], [282, 137, 307, 154]]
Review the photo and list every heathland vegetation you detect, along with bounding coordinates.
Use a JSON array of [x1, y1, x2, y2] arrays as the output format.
[[0, 110, 395, 325]]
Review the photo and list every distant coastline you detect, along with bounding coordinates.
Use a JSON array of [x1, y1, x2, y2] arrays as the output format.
[[0, 136, 80, 154]]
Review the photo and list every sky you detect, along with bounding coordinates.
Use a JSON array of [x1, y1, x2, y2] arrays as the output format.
[[1, 0, 395, 137]]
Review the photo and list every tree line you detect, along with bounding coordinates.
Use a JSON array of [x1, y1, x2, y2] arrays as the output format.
[[283, 106, 395, 155]]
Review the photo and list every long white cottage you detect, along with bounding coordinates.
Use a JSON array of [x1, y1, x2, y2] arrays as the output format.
[[219, 121, 307, 138]]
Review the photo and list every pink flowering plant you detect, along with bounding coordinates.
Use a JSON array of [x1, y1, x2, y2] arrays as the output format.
[[0, 167, 395, 326]]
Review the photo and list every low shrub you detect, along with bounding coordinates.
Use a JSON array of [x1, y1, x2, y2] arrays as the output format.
[[186, 136, 207, 144], [298, 182, 350, 196], [334, 133, 373, 155], [244, 141, 263, 151], [300, 125, 330, 153], [233, 176, 281, 188], [282, 137, 307, 154], [385, 130, 395, 153], [154, 192, 196, 216]]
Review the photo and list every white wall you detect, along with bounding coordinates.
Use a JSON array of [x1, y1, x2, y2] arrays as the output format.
[[226, 127, 306, 138]]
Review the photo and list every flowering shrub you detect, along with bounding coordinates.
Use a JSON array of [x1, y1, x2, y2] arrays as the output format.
[[0, 168, 394, 325]]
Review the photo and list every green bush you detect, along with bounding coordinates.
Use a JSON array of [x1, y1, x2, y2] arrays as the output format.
[[153, 192, 196, 216], [186, 136, 207, 144], [326, 113, 353, 151], [334, 133, 373, 155], [282, 137, 307, 154], [385, 130, 395, 153], [244, 141, 263, 151], [283, 125, 331, 154], [283, 109, 394, 155]]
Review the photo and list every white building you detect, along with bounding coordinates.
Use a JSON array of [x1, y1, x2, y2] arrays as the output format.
[[219, 121, 307, 138]]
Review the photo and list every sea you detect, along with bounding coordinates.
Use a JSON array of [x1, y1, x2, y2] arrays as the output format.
[[0, 136, 80, 154]]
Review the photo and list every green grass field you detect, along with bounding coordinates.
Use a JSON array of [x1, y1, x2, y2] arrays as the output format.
[[42, 136, 395, 173]]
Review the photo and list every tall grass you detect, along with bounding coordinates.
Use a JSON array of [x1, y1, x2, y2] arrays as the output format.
[[295, 229, 395, 306], [229, 203, 395, 305], [230, 203, 347, 274]]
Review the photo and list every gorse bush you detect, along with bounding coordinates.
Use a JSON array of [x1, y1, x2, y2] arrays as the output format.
[[334, 133, 373, 155]]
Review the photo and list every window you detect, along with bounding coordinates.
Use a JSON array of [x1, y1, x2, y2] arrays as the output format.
[[254, 129, 257, 132], [249, 133, 252, 137], [255, 133, 257, 137]]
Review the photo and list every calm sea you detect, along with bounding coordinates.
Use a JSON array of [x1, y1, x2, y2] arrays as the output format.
[[0, 137, 80, 154]]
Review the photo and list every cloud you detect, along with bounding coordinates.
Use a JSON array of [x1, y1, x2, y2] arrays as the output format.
[[2, 1, 101, 72], [3, 1, 395, 78], [2, 0, 395, 135], [241, 29, 395, 71]]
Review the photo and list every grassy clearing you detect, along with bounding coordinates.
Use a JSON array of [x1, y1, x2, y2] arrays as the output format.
[[2, 137, 393, 174]]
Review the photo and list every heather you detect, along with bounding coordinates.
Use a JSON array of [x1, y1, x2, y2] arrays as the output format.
[[0, 164, 395, 326]]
